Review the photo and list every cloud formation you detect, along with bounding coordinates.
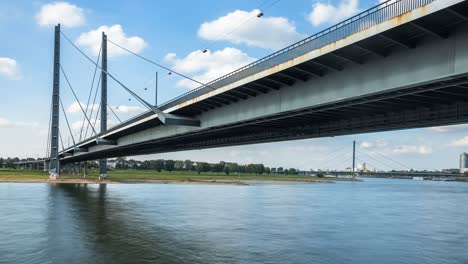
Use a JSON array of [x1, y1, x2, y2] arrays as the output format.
[[198, 9, 304, 50], [308, 0, 360, 26], [76, 25, 146, 57], [165, 47, 256, 89], [449, 136, 468, 147], [67, 101, 145, 115], [0, 117, 38, 127], [426, 124, 468, 133], [359, 140, 431, 155], [36, 2, 85, 28], [392, 145, 432, 155], [0, 57, 22, 80]]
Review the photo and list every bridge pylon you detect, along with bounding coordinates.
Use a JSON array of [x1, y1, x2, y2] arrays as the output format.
[[99, 31, 108, 180], [49, 24, 61, 180]]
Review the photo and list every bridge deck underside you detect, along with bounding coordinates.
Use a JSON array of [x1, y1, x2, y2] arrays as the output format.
[[62, 1, 468, 162]]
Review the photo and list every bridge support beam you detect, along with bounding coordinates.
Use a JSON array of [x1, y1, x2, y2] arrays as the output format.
[[49, 24, 61, 180], [99, 32, 108, 180]]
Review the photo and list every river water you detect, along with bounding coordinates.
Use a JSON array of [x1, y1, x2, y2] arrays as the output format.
[[0, 179, 467, 264]]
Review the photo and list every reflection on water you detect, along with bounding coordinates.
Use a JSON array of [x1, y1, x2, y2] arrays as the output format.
[[0, 179, 467, 264]]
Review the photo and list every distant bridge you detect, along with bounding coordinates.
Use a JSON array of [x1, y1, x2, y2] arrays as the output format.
[[308, 170, 465, 179], [44, 0, 468, 178]]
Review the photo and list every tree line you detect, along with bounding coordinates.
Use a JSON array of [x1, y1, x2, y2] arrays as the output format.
[[0, 156, 300, 175], [111, 157, 300, 175]]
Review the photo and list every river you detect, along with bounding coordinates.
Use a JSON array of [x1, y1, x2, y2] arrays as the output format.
[[0, 178, 467, 264]]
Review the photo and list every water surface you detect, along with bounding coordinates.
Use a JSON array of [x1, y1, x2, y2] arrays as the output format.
[[0, 179, 467, 264]]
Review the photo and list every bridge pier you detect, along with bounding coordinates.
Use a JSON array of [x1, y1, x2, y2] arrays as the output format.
[[84, 162, 88, 178]]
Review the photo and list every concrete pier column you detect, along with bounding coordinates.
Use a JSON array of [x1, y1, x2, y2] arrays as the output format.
[[84, 162, 88, 178]]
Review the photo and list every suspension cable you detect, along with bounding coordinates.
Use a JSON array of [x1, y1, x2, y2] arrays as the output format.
[[85, 103, 101, 140], [59, 64, 98, 136], [363, 149, 412, 170], [83, 73, 101, 140], [60, 31, 156, 111], [59, 97, 76, 146], [108, 105, 122, 123], [202, 0, 282, 52], [90, 104, 101, 139], [356, 149, 399, 171], [79, 43, 102, 141], [59, 131, 66, 152], [356, 157, 382, 172], [45, 99, 53, 159], [106, 38, 216, 91]]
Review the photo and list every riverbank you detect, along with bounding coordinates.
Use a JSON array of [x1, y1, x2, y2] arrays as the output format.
[[0, 169, 354, 185]]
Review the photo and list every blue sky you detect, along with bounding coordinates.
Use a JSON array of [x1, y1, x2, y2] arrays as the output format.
[[1, 0, 468, 171]]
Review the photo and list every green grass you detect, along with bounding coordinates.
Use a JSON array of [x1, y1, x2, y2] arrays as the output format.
[[0, 168, 349, 182]]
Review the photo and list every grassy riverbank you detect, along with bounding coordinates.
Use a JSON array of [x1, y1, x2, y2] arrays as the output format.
[[0, 168, 354, 184]]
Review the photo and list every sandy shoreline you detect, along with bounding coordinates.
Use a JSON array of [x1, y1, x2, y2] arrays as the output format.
[[0, 178, 336, 185]]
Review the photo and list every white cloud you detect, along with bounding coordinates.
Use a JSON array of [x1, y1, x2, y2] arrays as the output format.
[[198, 9, 304, 50], [67, 101, 98, 114], [112, 105, 145, 114], [360, 141, 373, 148], [426, 124, 468, 133], [392, 145, 432, 155], [76, 25, 146, 57], [0, 117, 38, 127], [36, 2, 85, 28], [449, 136, 468, 147], [359, 140, 388, 149], [67, 101, 144, 115], [308, 0, 360, 26], [165, 47, 256, 89], [0, 57, 22, 80]]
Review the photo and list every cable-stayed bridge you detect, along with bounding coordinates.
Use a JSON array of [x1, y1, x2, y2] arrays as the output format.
[[44, 0, 468, 178]]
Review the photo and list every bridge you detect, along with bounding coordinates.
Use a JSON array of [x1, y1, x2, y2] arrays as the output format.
[[45, 0, 468, 178]]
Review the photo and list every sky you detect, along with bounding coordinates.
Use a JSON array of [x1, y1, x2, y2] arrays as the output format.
[[1, 0, 468, 171]]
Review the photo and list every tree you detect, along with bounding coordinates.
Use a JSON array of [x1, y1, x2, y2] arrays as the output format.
[[246, 164, 256, 174], [184, 160, 193, 171], [195, 162, 210, 174], [154, 159, 165, 172], [255, 164, 265, 174], [174, 160, 184, 171], [165, 160, 175, 172], [224, 165, 230, 175], [116, 157, 128, 169], [212, 162, 224, 173], [228, 163, 239, 174], [289, 168, 297, 175], [265, 167, 271, 174], [0, 158, 3, 168]]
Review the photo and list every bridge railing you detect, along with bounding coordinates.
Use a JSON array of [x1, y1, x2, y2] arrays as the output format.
[[158, 0, 434, 110]]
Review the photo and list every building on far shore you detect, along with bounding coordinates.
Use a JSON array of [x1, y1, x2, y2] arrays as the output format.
[[460, 153, 468, 173]]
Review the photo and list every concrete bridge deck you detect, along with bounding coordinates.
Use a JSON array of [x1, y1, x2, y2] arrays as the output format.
[[60, 0, 468, 162]]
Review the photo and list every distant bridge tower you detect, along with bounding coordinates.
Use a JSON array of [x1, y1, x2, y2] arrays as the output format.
[[99, 32, 108, 179], [49, 24, 61, 179]]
